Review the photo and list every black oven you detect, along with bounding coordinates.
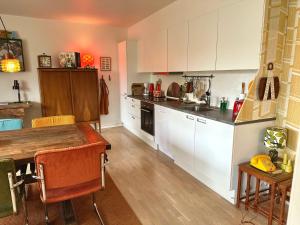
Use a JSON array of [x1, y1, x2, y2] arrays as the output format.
[[141, 101, 154, 136]]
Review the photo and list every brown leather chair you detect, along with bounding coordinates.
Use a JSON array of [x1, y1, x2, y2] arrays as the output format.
[[34, 142, 106, 225]]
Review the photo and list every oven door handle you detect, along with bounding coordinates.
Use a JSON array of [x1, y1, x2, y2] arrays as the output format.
[[141, 108, 151, 113]]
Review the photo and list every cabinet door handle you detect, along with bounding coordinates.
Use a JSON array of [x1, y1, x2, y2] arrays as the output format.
[[141, 108, 151, 113], [197, 118, 206, 124], [186, 115, 194, 120], [132, 104, 135, 108], [131, 116, 135, 119]]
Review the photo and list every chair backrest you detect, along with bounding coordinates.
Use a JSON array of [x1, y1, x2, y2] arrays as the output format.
[[35, 142, 105, 203], [0, 119, 23, 131], [32, 115, 75, 128], [0, 158, 18, 218]]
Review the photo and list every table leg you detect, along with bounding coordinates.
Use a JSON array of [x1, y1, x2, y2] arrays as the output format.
[[254, 178, 260, 211], [61, 200, 77, 225], [268, 184, 276, 225], [279, 187, 287, 225], [245, 174, 251, 210]]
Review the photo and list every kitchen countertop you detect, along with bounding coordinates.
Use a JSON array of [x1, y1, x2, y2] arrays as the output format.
[[127, 95, 276, 126]]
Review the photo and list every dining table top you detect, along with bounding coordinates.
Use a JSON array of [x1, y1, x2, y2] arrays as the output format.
[[0, 123, 111, 165]]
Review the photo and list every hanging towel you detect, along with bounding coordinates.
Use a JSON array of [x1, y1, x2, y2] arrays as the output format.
[[99, 77, 109, 115]]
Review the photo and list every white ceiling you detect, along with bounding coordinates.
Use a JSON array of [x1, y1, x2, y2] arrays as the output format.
[[0, 0, 176, 27]]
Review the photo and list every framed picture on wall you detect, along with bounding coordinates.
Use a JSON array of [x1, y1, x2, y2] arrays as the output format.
[[0, 38, 25, 72], [100, 57, 111, 71]]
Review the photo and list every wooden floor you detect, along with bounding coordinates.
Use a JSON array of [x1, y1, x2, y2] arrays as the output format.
[[102, 127, 268, 225]]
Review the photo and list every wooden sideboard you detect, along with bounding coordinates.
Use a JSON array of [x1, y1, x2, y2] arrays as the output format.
[[38, 68, 100, 125]]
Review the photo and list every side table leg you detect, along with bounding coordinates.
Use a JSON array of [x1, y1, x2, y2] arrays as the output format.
[[254, 178, 260, 211], [268, 184, 276, 225], [279, 187, 287, 225], [245, 174, 251, 210], [236, 169, 243, 208]]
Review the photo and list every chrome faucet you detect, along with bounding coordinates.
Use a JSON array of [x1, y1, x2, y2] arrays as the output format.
[[199, 78, 212, 107]]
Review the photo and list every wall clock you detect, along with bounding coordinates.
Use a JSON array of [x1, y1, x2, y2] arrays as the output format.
[[38, 53, 52, 68]]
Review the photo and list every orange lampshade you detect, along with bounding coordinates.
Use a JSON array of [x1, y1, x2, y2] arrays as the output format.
[[1, 58, 21, 72], [81, 54, 94, 67]]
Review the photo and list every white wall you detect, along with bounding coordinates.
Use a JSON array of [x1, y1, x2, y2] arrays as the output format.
[[127, 0, 257, 109], [0, 14, 126, 127]]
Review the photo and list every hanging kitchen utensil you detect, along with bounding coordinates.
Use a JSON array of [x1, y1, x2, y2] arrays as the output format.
[[258, 63, 280, 101]]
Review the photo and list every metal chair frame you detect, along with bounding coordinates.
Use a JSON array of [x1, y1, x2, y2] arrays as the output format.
[[7, 172, 29, 225], [34, 153, 106, 225]]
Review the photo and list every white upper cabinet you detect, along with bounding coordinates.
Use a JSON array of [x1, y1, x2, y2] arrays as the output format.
[[151, 30, 168, 72], [137, 30, 167, 73], [137, 37, 152, 73], [216, 0, 264, 70], [167, 22, 189, 72], [188, 11, 218, 71]]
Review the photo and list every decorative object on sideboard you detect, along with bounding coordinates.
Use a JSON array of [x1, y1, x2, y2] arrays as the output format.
[[264, 126, 287, 163], [58, 52, 81, 68], [258, 62, 280, 101], [81, 53, 95, 68], [281, 153, 294, 173], [0, 16, 23, 72], [38, 53, 52, 68], [12, 80, 21, 103]]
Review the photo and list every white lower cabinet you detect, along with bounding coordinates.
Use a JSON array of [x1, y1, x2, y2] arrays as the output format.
[[169, 109, 196, 175], [120, 94, 129, 126], [127, 102, 275, 204], [194, 116, 235, 202], [126, 113, 141, 135], [155, 105, 172, 158]]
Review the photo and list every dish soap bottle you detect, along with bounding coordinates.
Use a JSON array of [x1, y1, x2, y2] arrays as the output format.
[[232, 82, 246, 121]]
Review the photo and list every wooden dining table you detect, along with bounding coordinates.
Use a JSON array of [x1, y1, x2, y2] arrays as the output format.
[[0, 123, 111, 225]]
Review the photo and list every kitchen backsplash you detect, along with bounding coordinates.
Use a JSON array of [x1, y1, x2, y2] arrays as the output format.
[[149, 70, 257, 109]]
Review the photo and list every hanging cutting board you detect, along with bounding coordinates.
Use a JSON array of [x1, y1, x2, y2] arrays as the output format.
[[258, 77, 280, 101], [167, 82, 180, 99]]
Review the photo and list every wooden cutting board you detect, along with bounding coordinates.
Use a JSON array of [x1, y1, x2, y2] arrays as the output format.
[[131, 83, 144, 96], [258, 77, 280, 101], [167, 82, 180, 98]]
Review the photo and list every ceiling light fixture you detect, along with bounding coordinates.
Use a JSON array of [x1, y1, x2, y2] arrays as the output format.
[[0, 16, 21, 73]]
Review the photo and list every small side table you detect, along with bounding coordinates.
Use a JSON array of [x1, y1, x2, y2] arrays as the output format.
[[278, 179, 292, 225], [236, 162, 292, 225]]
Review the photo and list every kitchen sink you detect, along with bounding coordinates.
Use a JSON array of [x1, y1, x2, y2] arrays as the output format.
[[180, 104, 214, 112]]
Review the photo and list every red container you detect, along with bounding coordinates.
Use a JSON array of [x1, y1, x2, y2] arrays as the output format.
[[232, 99, 244, 121], [156, 83, 161, 91], [149, 83, 154, 95]]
